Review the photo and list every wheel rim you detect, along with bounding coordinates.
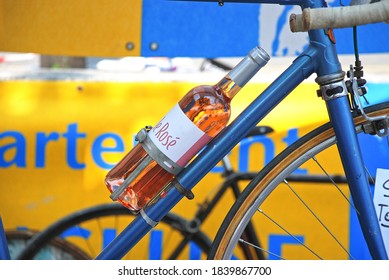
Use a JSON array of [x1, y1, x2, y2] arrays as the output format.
[[213, 106, 389, 260]]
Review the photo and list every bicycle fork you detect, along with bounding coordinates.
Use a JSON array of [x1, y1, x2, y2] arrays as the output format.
[[317, 72, 388, 260]]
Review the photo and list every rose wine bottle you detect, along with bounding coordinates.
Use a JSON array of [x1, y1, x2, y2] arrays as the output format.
[[105, 46, 270, 213]]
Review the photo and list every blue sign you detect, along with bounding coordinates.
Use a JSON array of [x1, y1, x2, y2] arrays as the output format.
[[141, 0, 389, 57]]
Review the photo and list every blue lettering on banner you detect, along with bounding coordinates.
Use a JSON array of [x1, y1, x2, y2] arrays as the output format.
[[149, 230, 163, 260], [189, 240, 202, 260], [92, 133, 125, 169], [268, 234, 305, 260], [147, 229, 203, 260], [36, 131, 60, 168], [238, 135, 275, 172], [62, 123, 86, 169], [52, 226, 204, 260], [0, 131, 27, 167], [59, 226, 91, 240], [0, 123, 125, 170], [53, 226, 305, 260], [102, 229, 117, 249], [237, 128, 307, 174], [0, 123, 301, 172]]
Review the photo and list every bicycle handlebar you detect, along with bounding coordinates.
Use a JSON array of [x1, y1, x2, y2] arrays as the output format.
[[290, 1, 389, 32]]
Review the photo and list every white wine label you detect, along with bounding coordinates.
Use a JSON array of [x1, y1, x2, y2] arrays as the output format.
[[149, 104, 211, 167]]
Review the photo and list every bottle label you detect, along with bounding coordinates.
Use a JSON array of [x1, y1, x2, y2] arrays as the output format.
[[149, 104, 212, 167]]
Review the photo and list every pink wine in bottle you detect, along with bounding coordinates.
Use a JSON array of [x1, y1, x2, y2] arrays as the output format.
[[105, 46, 270, 212]]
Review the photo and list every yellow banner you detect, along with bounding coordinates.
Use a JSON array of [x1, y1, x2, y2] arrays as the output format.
[[0, 0, 142, 56], [1, 79, 349, 259]]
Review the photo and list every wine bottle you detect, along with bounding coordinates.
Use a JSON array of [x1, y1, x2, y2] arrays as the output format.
[[105, 46, 270, 213]]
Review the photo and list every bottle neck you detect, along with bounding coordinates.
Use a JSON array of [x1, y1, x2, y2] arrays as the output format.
[[216, 46, 270, 100], [216, 77, 241, 100]]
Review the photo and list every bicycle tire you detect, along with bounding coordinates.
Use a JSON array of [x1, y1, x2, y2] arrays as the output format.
[[210, 103, 389, 260], [6, 229, 89, 260], [17, 203, 212, 260]]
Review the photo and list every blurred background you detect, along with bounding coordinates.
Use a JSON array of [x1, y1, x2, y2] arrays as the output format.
[[0, 0, 388, 259]]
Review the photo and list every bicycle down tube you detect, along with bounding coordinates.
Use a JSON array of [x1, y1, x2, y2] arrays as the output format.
[[95, 0, 388, 260]]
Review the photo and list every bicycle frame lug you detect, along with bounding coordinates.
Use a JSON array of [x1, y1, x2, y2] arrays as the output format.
[[318, 80, 348, 101], [315, 72, 347, 100], [315, 71, 345, 86]]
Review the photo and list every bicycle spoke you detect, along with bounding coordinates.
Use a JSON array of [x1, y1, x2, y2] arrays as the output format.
[[312, 156, 359, 214], [211, 105, 389, 260], [257, 208, 322, 260], [283, 179, 354, 260], [238, 238, 285, 260], [77, 225, 96, 257]]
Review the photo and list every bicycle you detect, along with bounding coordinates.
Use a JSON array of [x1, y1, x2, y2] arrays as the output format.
[[1, 0, 389, 260], [14, 126, 274, 260], [5, 229, 90, 260], [13, 127, 350, 260], [5, 205, 212, 260]]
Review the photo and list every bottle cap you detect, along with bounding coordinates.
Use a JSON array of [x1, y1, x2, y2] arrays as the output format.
[[249, 46, 271, 68], [229, 46, 270, 87]]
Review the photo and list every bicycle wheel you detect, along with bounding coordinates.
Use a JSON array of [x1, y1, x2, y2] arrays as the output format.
[[210, 103, 389, 260], [6, 229, 89, 260], [17, 203, 212, 260]]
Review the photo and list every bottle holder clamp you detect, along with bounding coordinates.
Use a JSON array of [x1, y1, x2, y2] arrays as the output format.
[[110, 126, 194, 204], [136, 127, 183, 176]]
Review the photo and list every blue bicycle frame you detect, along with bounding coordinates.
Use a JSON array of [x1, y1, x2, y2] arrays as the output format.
[[95, 0, 388, 260], [0, 218, 10, 259], [0, 0, 386, 260]]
